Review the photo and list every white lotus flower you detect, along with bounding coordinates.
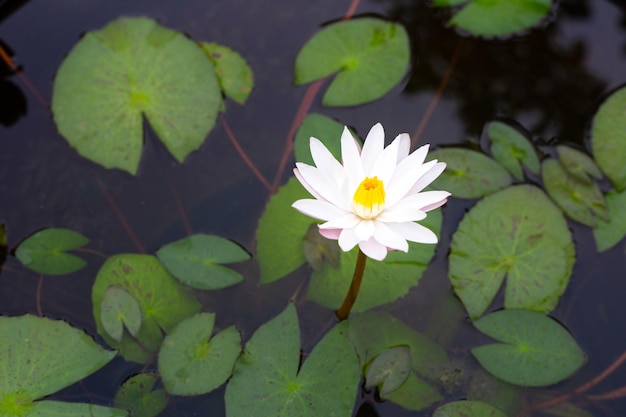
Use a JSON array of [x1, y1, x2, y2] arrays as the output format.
[[292, 123, 450, 261]]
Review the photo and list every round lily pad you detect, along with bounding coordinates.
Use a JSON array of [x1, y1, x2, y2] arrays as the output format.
[[15, 228, 88, 275]]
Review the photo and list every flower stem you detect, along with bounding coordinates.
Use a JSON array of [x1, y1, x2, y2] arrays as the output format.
[[336, 249, 367, 321]]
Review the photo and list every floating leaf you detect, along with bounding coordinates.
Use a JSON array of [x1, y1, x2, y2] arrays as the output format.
[[433, 0, 553, 37], [100, 286, 142, 342], [225, 304, 360, 417], [487, 121, 539, 179], [433, 400, 507, 417], [257, 177, 313, 283], [15, 228, 88, 275], [302, 223, 340, 271], [366, 346, 412, 396], [472, 310, 586, 387], [307, 209, 441, 311], [51, 17, 221, 175], [429, 148, 511, 199], [450, 185, 575, 319], [24, 401, 127, 417], [114, 373, 168, 417], [556, 145, 602, 184], [467, 367, 523, 417], [158, 313, 241, 396], [294, 113, 347, 166], [92, 254, 201, 363], [202, 42, 253, 104], [591, 86, 626, 191], [542, 159, 608, 227], [385, 372, 442, 411], [295, 18, 409, 106], [594, 189, 626, 251], [156, 234, 250, 290], [0, 315, 120, 417]]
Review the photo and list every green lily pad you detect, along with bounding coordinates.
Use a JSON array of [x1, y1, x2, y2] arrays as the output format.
[[433, 400, 507, 417], [201, 42, 253, 104], [556, 145, 603, 184], [15, 228, 88, 275], [542, 159, 608, 227], [156, 234, 250, 290], [294, 18, 409, 106], [429, 148, 511, 199], [100, 286, 142, 342], [158, 313, 241, 396], [51, 17, 221, 175], [0, 315, 119, 416], [472, 310, 586, 387], [433, 0, 553, 37], [302, 223, 340, 271], [487, 121, 539, 179], [92, 254, 201, 363], [225, 304, 360, 417], [384, 372, 443, 412], [257, 177, 313, 283], [450, 185, 575, 319], [365, 346, 412, 396], [591, 86, 626, 191], [307, 209, 441, 311], [114, 373, 168, 417], [593, 189, 626, 252], [293, 113, 346, 166], [24, 401, 127, 417]]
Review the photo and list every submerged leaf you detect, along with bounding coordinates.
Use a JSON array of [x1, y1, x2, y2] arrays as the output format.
[[15, 228, 88, 275], [114, 373, 168, 417], [26, 401, 127, 417], [295, 18, 409, 106], [100, 286, 142, 342], [472, 310, 586, 387], [433, 400, 507, 417], [302, 223, 340, 271], [365, 346, 412, 396], [488, 121, 539, 179], [202, 42, 253, 104]]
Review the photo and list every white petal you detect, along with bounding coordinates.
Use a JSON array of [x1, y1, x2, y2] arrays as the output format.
[[370, 136, 400, 183], [387, 221, 438, 244], [385, 160, 438, 206], [373, 221, 408, 252], [338, 228, 360, 252], [319, 228, 341, 240], [294, 168, 323, 200], [409, 162, 447, 194], [354, 219, 376, 241], [393, 133, 411, 162], [377, 206, 427, 223], [341, 127, 365, 188], [296, 162, 351, 210], [293, 199, 348, 221], [358, 238, 388, 261], [319, 213, 361, 230], [310, 137, 345, 185], [421, 198, 448, 212], [361, 123, 384, 174], [388, 144, 431, 191], [398, 191, 451, 211]]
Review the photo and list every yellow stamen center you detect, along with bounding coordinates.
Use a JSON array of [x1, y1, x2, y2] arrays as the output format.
[[353, 176, 385, 219]]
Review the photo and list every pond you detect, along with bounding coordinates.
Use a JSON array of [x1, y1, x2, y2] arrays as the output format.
[[1, 0, 626, 416]]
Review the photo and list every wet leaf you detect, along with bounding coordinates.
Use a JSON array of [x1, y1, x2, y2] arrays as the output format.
[[556, 145, 602, 184], [429, 148, 511, 199], [156, 234, 250, 290], [51, 17, 221, 174], [450, 185, 575, 319], [0, 315, 120, 417], [114, 373, 168, 417], [307, 209, 441, 311], [542, 159, 608, 227], [100, 286, 142, 342], [472, 310, 586, 387], [591, 86, 626, 191], [92, 254, 201, 363], [295, 18, 409, 106], [202, 42, 253, 104], [225, 304, 360, 417], [593, 189, 626, 252], [487, 121, 539, 179], [15, 228, 88, 275], [159, 313, 241, 396], [366, 346, 412, 396], [433, 0, 552, 37], [302, 223, 340, 271], [433, 400, 507, 417]]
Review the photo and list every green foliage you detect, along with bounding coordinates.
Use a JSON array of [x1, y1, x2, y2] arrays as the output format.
[[295, 18, 409, 106], [487, 121, 539, 179], [158, 313, 241, 396], [365, 346, 412, 396], [542, 159, 608, 227], [429, 148, 511, 199], [202, 42, 254, 104], [92, 254, 201, 363], [302, 223, 340, 271], [225, 303, 360, 417], [472, 310, 586, 387], [114, 373, 168, 417], [450, 185, 575, 319], [593, 189, 626, 251], [100, 286, 142, 342], [433, 400, 507, 417], [556, 145, 603, 184], [15, 228, 88, 275], [156, 234, 250, 290], [433, 0, 553, 37], [51, 17, 222, 175], [294, 113, 347, 165], [0, 315, 123, 417], [591, 86, 626, 191], [307, 209, 441, 311]]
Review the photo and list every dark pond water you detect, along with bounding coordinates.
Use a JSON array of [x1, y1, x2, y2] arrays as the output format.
[[1, 0, 626, 416]]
